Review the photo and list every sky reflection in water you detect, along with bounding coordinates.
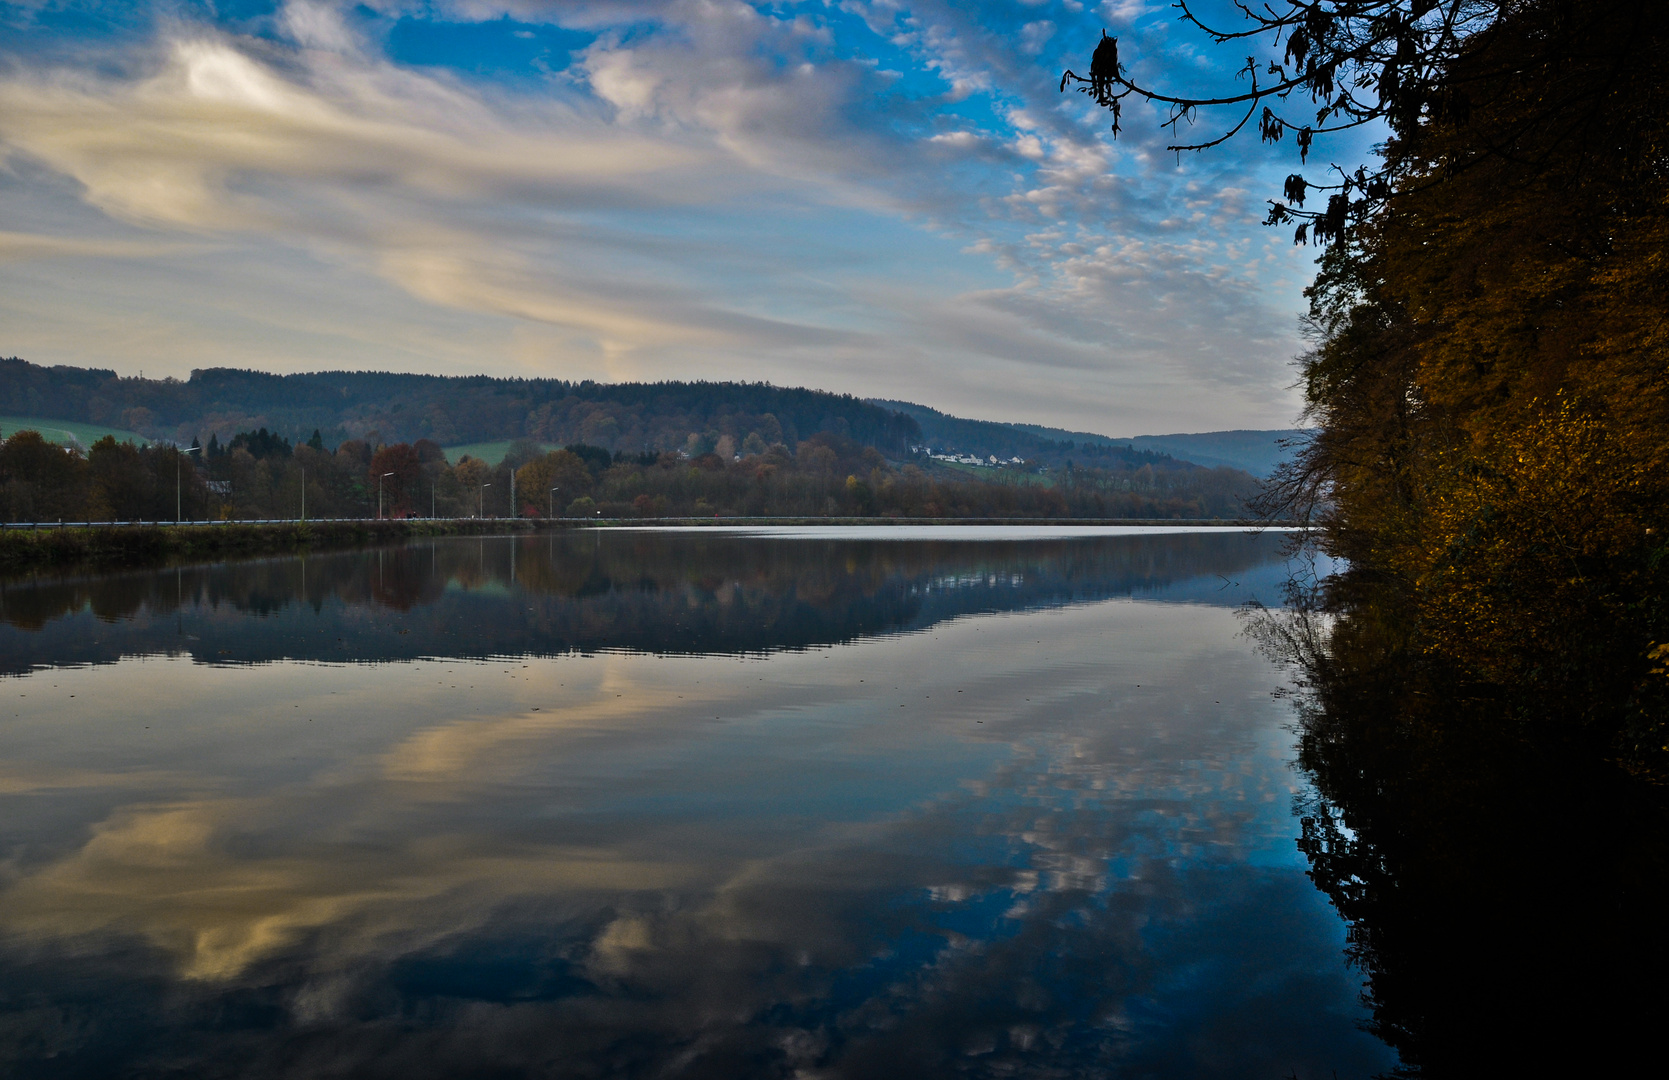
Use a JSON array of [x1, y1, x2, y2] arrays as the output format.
[[0, 529, 1389, 1078]]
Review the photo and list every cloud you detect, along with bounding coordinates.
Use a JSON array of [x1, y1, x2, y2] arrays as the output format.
[[0, 0, 1326, 431], [0, 25, 873, 357], [280, 0, 362, 53], [0, 38, 705, 231], [0, 229, 205, 260], [377, 237, 861, 349], [571, 0, 945, 211]]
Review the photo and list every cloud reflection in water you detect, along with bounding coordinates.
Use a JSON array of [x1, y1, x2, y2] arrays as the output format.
[[0, 531, 1389, 1077]]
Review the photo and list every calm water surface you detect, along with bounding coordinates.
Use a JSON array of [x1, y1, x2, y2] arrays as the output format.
[[0, 527, 1392, 1078]]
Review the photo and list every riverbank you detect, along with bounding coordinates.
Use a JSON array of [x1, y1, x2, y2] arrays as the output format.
[[0, 518, 542, 571], [0, 515, 1281, 574], [602, 516, 1275, 528]]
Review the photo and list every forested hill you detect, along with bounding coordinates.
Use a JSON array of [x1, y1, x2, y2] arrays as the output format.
[[1116, 431, 1304, 479], [875, 399, 1300, 476], [1015, 427, 1308, 479], [0, 359, 919, 454], [1, 356, 1277, 479], [874, 399, 1167, 469]]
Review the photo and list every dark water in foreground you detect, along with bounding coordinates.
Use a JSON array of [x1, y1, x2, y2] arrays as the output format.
[[0, 527, 1392, 1078]]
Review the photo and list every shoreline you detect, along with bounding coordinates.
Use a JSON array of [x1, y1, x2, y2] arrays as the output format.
[[0, 515, 1288, 574], [0, 518, 539, 572]]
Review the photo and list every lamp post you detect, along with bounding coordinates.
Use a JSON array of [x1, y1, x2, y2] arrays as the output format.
[[378, 471, 394, 519], [480, 482, 491, 519], [300, 466, 306, 522], [550, 486, 559, 519], [510, 467, 517, 519], [176, 445, 200, 524]]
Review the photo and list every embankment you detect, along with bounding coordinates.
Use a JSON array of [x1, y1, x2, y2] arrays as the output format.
[[0, 515, 1281, 575], [0, 519, 542, 572]]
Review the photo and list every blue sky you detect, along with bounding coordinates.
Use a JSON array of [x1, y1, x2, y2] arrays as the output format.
[[0, 1, 1373, 434]]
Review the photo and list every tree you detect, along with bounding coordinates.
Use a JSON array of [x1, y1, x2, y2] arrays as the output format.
[[369, 444, 422, 517], [452, 456, 490, 517], [0, 431, 87, 522], [1063, 2, 1659, 245], [86, 436, 153, 521], [1067, 2, 1669, 696], [514, 450, 593, 517]]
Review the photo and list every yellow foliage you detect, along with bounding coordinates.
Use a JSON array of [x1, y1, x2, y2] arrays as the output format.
[[1282, 1, 1669, 751]]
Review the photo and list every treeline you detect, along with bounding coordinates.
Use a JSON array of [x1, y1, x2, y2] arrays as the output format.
[[0, 425, 1259, 523], [537, 436, 1255, 519], [1258, 0, 1669, 767], [0, 359, 919, 454]]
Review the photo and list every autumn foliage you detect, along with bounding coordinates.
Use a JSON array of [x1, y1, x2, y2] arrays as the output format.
[[1249, 0, 1669, 759]]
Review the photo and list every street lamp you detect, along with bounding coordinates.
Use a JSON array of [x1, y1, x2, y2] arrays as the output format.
[[550, 486, 559, 519], [479, 482, 491, 519], [378, 471, 394, 519], [176, 445, 200, 524]]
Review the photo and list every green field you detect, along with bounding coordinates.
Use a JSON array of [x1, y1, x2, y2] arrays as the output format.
[[0, 416, 150, 449], [930, 459, 1055, 487], [443, 440, 558, 465]]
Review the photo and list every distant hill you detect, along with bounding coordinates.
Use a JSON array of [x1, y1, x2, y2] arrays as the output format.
[[0, 358, 918, 455], [0, 357, 1291, 481], [875, 400, 1187, 471], [1118, 430, 1308, 478], [1010, 424, 1309, 477], [875, 399, 1299, 476]]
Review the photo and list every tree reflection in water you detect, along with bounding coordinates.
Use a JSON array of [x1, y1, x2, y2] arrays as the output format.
[[1248, 582, 1669, 1076], [0, 529, 1294, 672]]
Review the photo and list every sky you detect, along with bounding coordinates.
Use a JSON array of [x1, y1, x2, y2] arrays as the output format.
[[0, 1, 1373, 435]]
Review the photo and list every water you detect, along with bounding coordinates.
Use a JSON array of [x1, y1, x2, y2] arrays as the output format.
[[0, 527, 1391, 1078]]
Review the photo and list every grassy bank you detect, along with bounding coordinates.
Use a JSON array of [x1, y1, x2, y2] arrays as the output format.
[[0, 518, 541, 572]]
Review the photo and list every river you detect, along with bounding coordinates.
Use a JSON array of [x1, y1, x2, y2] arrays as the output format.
[[0, 526, 1392, 1078]]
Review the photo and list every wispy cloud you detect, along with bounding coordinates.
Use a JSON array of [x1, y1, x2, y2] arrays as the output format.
[[0, 0, 1324, 433]]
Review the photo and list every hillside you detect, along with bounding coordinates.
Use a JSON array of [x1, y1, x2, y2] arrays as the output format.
[[874, 400, 1186, 472], [0, 359, 918, 455], [0, 415, 150, 451], [0, 357, 1280, 487], [874, 399, 1300, 476], [1, 358, 1273, 522], [1009, 424, 1309, 478]]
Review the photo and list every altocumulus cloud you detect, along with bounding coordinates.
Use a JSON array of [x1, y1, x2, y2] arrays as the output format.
[[0, 0, 1340, 433]]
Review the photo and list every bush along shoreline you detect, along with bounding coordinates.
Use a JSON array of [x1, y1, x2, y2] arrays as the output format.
[[0, 518, 543, 572]]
